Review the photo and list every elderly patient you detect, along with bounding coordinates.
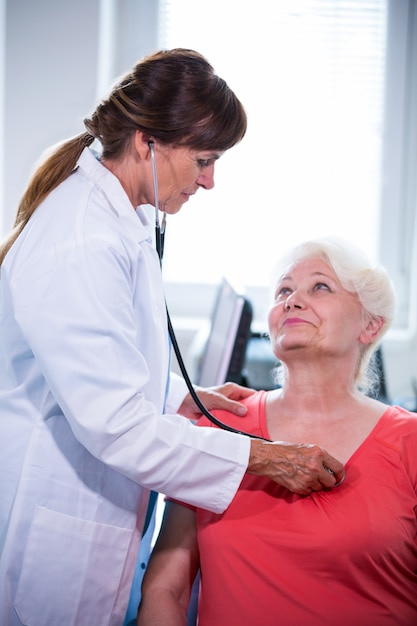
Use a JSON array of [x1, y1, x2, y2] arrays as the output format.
[[137, 237, 417, 626]]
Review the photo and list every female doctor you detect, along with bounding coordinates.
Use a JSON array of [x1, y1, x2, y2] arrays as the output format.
[[0, 48, 344, 626]]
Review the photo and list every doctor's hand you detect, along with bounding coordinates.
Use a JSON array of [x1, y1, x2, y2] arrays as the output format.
[[248, 439, 346, 495], [178, 382, 256, 421]]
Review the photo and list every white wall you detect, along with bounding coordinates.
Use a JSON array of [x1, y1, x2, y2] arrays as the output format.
[[4, 0, 99, 229], [0, 0, 5, 235], [2, 0, 160, 231]]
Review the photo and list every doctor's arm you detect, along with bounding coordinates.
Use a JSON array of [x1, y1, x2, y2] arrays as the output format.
[[173, 374, 345, 495], [168, 374, 346, 494], [137, 501, 199, 626]]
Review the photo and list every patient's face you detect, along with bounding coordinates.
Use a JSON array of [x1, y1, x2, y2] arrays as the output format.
[[267, 257, 365, 361]]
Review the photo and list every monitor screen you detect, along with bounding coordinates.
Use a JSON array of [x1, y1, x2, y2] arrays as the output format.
[[369, 346, 389, 403], [196, 279, 252, 387]]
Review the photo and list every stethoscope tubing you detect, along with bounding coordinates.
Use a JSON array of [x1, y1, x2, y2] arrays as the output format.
[[149, 140, 268, 441], [166, 306, 268, 440]]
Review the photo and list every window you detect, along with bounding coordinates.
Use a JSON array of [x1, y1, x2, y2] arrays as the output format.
[[379, 0, 417, 335], [159, 0, 388, 309]]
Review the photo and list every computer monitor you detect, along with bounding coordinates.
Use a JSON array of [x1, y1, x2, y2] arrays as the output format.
[[369, 346, 389, 403], [243, 333, 280, 390], [196, 279, 253, 387]]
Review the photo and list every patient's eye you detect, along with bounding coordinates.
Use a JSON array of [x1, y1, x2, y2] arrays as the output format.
[[275, 286, 292, 299], [313, 282, 331, 292]]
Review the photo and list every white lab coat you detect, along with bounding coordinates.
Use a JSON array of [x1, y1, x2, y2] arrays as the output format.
[[0, 147, 249, 626]]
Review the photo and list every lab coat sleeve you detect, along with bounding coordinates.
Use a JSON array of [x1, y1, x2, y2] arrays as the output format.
[[8, 228, 249, 514], [165, 372, 188, 414]]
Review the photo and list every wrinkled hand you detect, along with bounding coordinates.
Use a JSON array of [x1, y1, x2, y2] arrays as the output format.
[[178, 382, 256, 421], [248, 439, 345, 494]]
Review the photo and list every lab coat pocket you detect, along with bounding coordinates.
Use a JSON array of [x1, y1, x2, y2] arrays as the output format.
[[14, 506, 132, 626]]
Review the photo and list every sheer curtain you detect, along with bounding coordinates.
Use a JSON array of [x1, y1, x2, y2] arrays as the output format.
[[158, 0, 388, 295]]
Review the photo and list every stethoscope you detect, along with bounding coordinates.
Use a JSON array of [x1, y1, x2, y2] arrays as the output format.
[[148, 141, 268, 441]]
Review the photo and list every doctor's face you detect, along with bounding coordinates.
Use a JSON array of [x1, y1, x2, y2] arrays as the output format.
[[153, 145, 223, 214]]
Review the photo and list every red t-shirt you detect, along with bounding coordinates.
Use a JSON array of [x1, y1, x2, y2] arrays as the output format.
[[192, 391, 417, 626]]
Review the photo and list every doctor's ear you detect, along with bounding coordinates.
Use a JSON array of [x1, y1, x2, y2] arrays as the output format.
[[134, 131, 154, 158]]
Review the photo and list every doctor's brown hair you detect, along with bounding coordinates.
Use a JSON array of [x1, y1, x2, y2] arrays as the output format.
[[0, 48, 247, 265]]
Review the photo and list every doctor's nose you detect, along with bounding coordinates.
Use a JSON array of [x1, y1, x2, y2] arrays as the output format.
[[197, 164, 215, 190]]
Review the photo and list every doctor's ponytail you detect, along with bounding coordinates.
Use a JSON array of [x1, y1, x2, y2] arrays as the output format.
[[0, 132, 94, 265]]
